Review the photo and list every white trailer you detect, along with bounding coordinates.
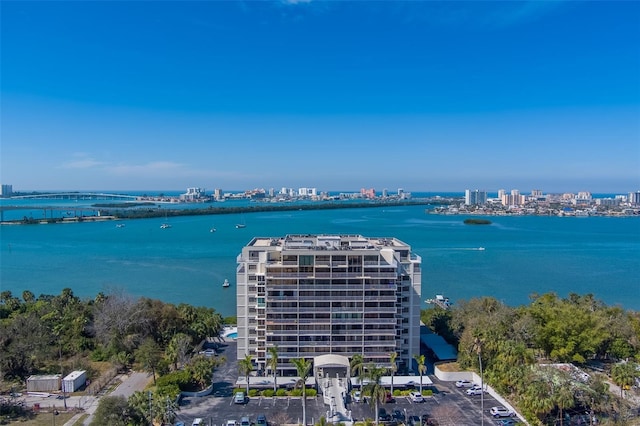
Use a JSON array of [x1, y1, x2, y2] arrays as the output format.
[[62, 370, 87, 393]]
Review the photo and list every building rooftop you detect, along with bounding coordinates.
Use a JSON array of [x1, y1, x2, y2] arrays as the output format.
[[246, 234, 410, 251]]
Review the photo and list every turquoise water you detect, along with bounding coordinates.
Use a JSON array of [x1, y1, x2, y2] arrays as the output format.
[[1, 204, 639, 317]]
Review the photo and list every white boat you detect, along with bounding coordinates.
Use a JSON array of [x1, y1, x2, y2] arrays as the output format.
[[160, 223, 172, 229], [478, 247, 485, 251], [235, 224, 246, 229], [210, 227, 216, 233], [116, 224, 126, 228], [426, 294, 452, 309], [222, 279, 230, 288]]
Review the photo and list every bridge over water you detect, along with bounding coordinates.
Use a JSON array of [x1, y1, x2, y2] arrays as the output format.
[[10, 192, 140, 200]]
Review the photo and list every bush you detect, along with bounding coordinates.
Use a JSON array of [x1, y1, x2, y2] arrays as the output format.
[[393, 389, 402, 396], [306, 389, 317, 397], [276, 389, 287, 397], [422, 389, 433, 396], [290, 389, 302, 397], [262, 389, 274, 397], [248, 389, 259, 397]]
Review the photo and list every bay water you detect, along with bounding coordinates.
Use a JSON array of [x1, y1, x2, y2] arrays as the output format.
[[1, 202, 639, 317]]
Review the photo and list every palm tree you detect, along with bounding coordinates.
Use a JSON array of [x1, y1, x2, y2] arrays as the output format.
[[389, 352, 398, 395], [291, 357, 312, 426], [267, 345, 279, 393], [611, 361, 638, 399], [238, 354, 254, 394], [350, 354, 365, 385], [413, 354, 427, 394], [554, 380, 576, 426], [362, 364, 387, 426]]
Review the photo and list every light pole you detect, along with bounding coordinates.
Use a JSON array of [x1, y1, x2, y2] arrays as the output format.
[[475, 337, 484, 426]]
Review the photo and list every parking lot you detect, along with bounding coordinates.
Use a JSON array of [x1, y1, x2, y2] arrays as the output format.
[[174, 341, 515, 425]]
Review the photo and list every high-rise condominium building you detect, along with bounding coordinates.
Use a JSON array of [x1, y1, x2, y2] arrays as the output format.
[[236, 234, 422, 376], [0, 184, 13, 197], [464, 189, 487, 205]]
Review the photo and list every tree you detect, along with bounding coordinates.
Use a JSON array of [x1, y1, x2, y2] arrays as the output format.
[[350, 353, 365, 385], [291, 357, 312, 426], [413, 354, 427, 393], [166, 333, 192, 370], [389, 352, 398, 395], [89, 395, 130, 426], [267, 345, 279, 392], [135, 338, 162, 385], [154, 395, 178, 426], [611, 361, 638, 399], [238, 354, 254, 394], [362, 364, 387, 426]]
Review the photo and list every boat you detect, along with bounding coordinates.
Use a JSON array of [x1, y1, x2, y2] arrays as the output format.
[[235, 224, 246, 229], [210, 227, 216, 233], [426, 294, 452, 310], [160, 223, 172, 229], [222, 279, 230, 288], [116, 224, 126, 228], [478, 247, 485, 251]]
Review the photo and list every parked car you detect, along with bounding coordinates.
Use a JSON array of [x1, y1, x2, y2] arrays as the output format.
[[455, 379, 474, 388], [378, 407, 391, 421], [225, 421, 237, 426], [385, 391, 395, 403], [392, 409, 405, 422], [353, 390, 362, 403], [240, 417, 250, 426], [466, 386, 485, 396], [256, 414, 267, 426], [233, 391, 246, 404], [495, 420, 518, 425], [407, 415, 421, 426], [410, 391, 424, 403], [490, 406, 514, 418]]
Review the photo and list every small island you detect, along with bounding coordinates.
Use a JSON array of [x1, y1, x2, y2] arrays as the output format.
[[463, 218, 492, 225]]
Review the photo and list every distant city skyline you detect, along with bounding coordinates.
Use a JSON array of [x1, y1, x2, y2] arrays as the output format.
[[2, 2, 639, 193]]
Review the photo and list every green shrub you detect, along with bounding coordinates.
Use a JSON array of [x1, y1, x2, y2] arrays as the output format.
[[422, 389, 433, 396], [290, 389, 302, 397], [392, 389, 402, 396], [248, 389, 259, 397], [306, 389, 317, 397], [276, 389, 287, 397], [262, 389, 275, 397]]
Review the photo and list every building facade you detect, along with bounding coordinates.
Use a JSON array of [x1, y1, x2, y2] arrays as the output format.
[[0, 184, 13, 197], [464, 189, 487, 205], [236, 234, 422, 376]]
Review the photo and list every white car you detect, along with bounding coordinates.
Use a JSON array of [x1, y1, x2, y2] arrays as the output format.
[[226, 421, 237, 426], [409, 391, 424, 403], [490, 406, 514, 418], [353, 390, 362, 402], [455, 379, 474, 388], [466, 386, 484, 396]]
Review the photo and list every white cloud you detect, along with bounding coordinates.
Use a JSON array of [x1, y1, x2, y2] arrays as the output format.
[[60, 153, 105, 169], [107, 161, 187, 177]]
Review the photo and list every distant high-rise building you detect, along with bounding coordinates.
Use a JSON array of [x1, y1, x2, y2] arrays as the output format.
[[501, 189, 525, 206], [236, 234, 422, 376], [0, 184, 13, 197], [629, 191, 640, 206], [464, 189, 487, 205], [382, 188, 388, 198], [531, 189, 543, 198], [214, 188, 223, 201], [360, 188, 376, 199]]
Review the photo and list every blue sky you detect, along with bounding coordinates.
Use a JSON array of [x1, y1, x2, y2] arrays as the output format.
[[2, 1, 639, 193]]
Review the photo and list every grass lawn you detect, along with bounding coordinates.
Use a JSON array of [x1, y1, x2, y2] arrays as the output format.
[[4, 411, 77, 425]]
